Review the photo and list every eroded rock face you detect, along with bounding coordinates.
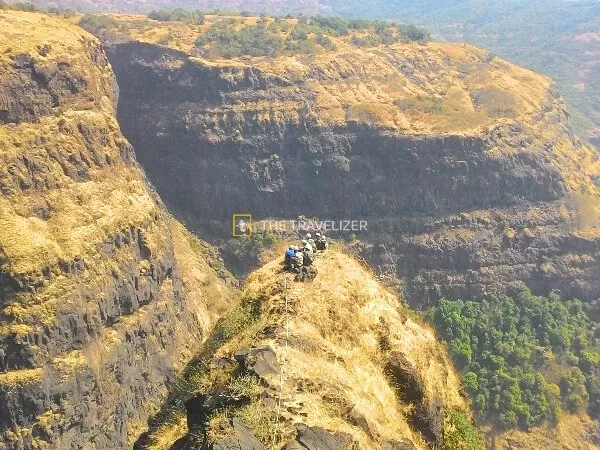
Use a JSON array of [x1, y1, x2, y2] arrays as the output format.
[[386, 352, 444, 446], [0, 11, 233, 449], [109, 40, 600, 306]]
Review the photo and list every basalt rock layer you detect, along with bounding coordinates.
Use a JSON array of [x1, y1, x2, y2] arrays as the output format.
[[105, 20, 600, 306], [0, 11, 234, 449]]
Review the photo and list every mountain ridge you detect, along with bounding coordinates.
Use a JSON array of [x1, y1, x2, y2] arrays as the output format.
[[139, 245, 473, 450]]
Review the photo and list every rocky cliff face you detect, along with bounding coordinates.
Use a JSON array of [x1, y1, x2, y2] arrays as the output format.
[[0, 11, 234, 449], [107, 30, 600, 306]]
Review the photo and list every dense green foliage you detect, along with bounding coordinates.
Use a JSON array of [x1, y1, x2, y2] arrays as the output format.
[[428, 286, 600, 430], [148, 8, 205, 24]]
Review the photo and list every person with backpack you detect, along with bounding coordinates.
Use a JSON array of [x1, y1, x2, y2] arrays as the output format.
[[306, 233, 316, 250], [301, 240, 315, 266], [301, 239, 313, 253], [315, 232, 328, 251], [293, 246, 304, 270], [284, 245, 295, 271]]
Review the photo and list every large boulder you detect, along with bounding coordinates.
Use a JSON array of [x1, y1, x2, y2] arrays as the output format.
[[213, 419, 264, 450], [282, 424, 356, 450], [235, 346, 281, 378]]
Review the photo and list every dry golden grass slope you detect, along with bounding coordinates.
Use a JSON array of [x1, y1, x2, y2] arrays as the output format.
[[0, 11, 236, 449], [240, 246, 468, 447], [147, 245, 471, 449], [0, 10, 148, 275]]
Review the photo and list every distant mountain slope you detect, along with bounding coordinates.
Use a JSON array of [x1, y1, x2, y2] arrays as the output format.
[[7, 0, 598, 145], [3, 0, 323, 13], [88, 13, 600, 310]]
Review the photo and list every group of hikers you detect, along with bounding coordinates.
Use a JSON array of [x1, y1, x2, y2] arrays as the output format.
[[283, 232, 328, 281]]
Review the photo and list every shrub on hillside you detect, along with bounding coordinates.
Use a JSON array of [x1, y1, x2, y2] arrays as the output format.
[[443, 411, 485, 450], [400, 24, 430, 42], [315, 34, 336, 50]]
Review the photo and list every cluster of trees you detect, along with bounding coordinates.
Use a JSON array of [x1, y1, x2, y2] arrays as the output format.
[[195, 20, 283, 58], [0, 1, 37, 11], [79, 14, 121, 40], [428, 286, 600, 430], [193, 15, 429, 58], [148, 9, 205, 25], [305, 15, 429, 42]]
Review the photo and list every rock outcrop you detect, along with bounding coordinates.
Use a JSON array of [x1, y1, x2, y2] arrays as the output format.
[[141, 247, 471, 450], [0, 11, 234, 449], [102, 18, 600, 306]]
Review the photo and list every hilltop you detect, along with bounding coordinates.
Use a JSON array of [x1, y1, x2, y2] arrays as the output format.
[[139, 246, 475, 449]]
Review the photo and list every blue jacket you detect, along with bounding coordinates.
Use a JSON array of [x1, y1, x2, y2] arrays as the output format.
[[285, 249, 295, 262]]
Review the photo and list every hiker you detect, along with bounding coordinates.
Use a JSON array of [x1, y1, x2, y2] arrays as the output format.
[[284, 245, 295, 271], [301, 240, 315, 266], [301, 239, 313, 253], [315, 232, 328, 251], [306, 233, 316, 250], [293, 246, 304, 270]]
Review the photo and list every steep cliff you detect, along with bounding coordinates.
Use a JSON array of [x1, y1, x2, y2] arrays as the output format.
[[139, 246, 473, 450], [101, 15, 600, 306], [0, 11, 235, 449]]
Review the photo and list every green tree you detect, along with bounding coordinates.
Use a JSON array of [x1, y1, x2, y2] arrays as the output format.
[[443, 411, 485, 450], [148, 9, 205, 25], [463, 372, 478, 395]]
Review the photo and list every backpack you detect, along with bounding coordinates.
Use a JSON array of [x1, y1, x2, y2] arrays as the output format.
[[303, 250, 314, 266], [285, 249, 294, 262]]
